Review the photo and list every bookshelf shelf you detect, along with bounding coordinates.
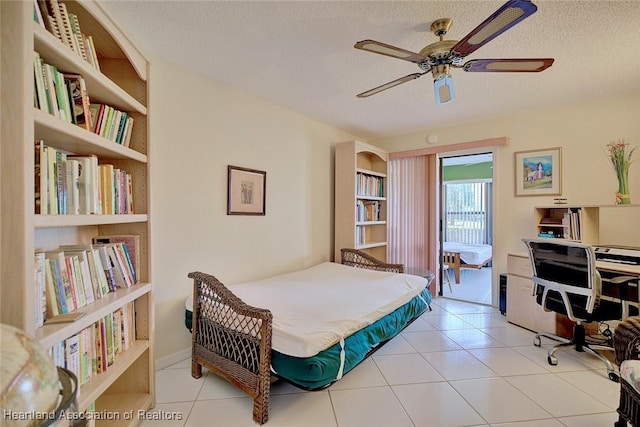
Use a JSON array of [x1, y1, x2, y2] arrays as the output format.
[[36, 282, 152, 348], [534, 206, 599, 243], [335, 140, 389, 262], [356, 168, 386, 178], [35, 109, 147, 161], [356, 195, 386, 201], [356, 221, 386, 226], [357, 242, 388, 250], [35, 214, 148, 228], [1, 0, 154, 422]]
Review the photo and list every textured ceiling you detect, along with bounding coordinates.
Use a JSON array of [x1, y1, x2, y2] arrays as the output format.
[[101, 1, 640, 140]]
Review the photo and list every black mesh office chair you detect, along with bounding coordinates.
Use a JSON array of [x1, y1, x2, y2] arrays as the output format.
[[523, 238, 630, 382]]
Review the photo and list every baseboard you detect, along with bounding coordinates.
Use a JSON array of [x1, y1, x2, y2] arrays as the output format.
[[155, 348, 190, 371]]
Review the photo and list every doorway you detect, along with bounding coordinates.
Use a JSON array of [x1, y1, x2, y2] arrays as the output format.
[[438, 153, 493, 304]]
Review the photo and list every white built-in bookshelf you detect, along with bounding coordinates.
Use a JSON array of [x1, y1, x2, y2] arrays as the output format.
[[1, 1, 153, 425], [335, 140, 389, 262]]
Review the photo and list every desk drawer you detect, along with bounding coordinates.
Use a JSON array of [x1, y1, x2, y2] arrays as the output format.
[[507, 254, 532, 277]]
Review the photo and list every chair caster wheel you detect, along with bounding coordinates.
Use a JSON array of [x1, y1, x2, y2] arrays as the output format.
[[534, 336, 541, 347], [609, 372, 620, 382], [547, 356, 558, 366]]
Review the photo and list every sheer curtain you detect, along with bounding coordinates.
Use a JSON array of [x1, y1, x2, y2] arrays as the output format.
[[387, 155, 436, 273]]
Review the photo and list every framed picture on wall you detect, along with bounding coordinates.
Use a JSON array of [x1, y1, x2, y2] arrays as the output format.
[[514, 147, 562, 196], [227, 165, 267, 215]]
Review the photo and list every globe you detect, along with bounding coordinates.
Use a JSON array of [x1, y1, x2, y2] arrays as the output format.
[[1, 323, 61, 426]]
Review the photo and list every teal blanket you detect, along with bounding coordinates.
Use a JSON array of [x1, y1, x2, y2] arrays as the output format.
[[270, 288, 432, 389]]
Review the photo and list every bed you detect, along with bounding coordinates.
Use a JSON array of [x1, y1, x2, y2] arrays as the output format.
[[188, 248, 432, 424], [443, 242, 492, 284]]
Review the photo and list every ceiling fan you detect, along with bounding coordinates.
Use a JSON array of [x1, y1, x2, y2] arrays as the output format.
[[354, 0, 554, 105]]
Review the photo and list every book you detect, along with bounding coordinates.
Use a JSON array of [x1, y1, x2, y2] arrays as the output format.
[[94, 244, 117, 292], [85, 35, 100, 70], [122, 116, 134, 147], [95, 320, 104, 374], [115, 112, 128, 144], [34, 252, 47, 327], [93, 235, 140, 284], [65, 250, 96, 305], [42, 63, 60, 119], [68, 12, 88, 62], [65, 254, 85, 309], [108, 110, 122, 142], [58, 244, 109, 299], [44, 311, 86, 324], [65, 334, 81, 380], [43, 256, 60, 318], [33, 52, 49, 114], [98, 105, 112, 138], [34, 140, 46, 214], [44, 0, 71, 49], [51, 64, 71, 122], [36, 1, 57, 36], [104, 312, 115, 366], [67, 154, 101, 215], [66, 158, 80, 215], [89, 103, 104, 133], [33, 0, 45, 27], [112, 308, 123, 357], [113, 243, 134, 287], [45, 251, 72, 312], [57, 2, 79, 54], [98, 164, 114, 215], [77, 327, 91, 385], [63, 74, 92, 131], [100, 244, 131, 288], [55, 150, 67, 214], [126, 173, 134, 213]]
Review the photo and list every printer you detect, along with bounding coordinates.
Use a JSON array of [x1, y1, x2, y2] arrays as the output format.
[[594, 245, 640, 266]]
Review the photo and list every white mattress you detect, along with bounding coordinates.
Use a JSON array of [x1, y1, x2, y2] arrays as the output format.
[[443, 242, 492, 265], [228, 262, 429, 358]]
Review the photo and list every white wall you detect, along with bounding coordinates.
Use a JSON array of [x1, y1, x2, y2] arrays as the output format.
[[149, 58, 358, 364], [369, 94, 640, 300]]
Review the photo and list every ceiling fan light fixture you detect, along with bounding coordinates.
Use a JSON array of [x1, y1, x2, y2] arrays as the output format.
[[434, 74, 455, 105]]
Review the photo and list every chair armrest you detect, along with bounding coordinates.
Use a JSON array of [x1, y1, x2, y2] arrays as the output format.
[[611, 276, 639, 285], [614, 316, 640, 365]]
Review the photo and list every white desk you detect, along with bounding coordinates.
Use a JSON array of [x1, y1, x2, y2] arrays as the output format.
[[596, 260, 640, 276], [506, 253, 640, 334]]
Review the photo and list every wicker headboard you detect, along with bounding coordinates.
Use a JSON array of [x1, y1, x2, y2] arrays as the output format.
[[340, 248, 404, 273]]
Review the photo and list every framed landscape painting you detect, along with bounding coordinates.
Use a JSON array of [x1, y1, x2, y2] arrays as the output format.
[[514, 147, 562, 196], [227, 165, 266, 215]]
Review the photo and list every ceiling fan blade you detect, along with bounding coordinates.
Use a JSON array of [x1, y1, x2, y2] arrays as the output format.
[[354, 40, 426, 64], [452, 0, 538, 57], [463, 58, 554, 72], [356, 73, 426, 98]]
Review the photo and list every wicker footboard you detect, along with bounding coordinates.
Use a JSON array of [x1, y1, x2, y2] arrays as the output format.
[[614, 317, 640, 427], [188, 271, 273, 425]]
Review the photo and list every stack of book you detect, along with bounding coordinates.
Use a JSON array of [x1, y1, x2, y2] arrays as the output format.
[[33, 0, 101, 70], [356, 172, 385, 197], [89, 103, 135, 147], [33, 54, 135, 146], [35, 141, 134, 215], [356, 200, 382, 222], [49, 302, 136, 386], [34, 235, 140, 325]]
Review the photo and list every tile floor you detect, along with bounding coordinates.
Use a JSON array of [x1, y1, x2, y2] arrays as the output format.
[[443, 266, 493, 306], [143, 298, 623, 427]]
